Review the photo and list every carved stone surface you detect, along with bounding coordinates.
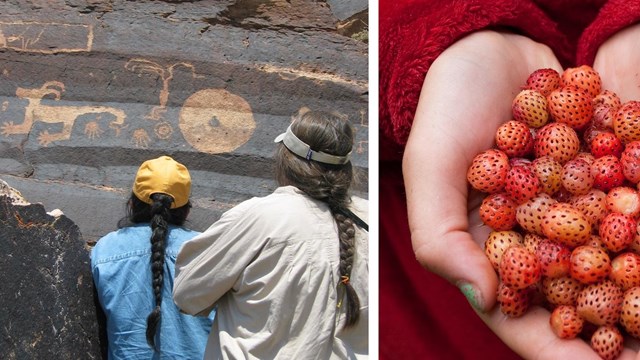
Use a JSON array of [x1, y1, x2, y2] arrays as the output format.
[[0, 190, 104, 359]]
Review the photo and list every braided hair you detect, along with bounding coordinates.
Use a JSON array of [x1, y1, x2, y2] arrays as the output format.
[[118, 193, 191, 350], [275, 110, 360, 327]]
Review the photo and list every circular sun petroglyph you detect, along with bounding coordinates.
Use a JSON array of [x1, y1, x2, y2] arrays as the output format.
[[179, 88, 255, 154], [154, 121, 173, 140]]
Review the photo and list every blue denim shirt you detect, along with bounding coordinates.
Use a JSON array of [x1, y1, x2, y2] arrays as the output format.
[[92, 224, 214, 360]]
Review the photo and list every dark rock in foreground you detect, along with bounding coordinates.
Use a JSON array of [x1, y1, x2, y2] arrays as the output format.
[[0, 182, 104, 359]]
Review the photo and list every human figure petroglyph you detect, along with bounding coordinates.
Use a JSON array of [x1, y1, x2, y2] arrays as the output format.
[[1, 81, 127, 146], [125, 58, 204, 121]]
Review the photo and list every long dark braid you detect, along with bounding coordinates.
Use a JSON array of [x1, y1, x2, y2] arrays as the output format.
[[118, 192, 191, 350], [275, 110, 361, 327]]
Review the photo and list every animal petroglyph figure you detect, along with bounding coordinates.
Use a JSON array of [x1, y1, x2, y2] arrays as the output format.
[[1, 81, 127, 146]]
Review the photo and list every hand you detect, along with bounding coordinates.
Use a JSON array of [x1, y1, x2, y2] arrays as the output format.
[[593, 23, 640, 103], [403, 30, 611, 359]]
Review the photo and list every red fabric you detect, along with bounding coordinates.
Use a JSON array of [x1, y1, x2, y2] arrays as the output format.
[[379, 1, 640, 359], [578, 0, 640, 65]]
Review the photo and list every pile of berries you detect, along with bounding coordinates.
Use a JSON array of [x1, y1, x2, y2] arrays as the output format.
[[467, 65, 640, 360]]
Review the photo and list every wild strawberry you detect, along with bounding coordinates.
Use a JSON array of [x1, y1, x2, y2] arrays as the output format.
[[631, 222, 640, 254], [574, 151, 596, 166], [582, 124, 606, 153], [610, 253, 640, 291], [561, 65, 602, 98], [497, 282, 532, 317], [478, 193, 518, 231], [541, 203, 591, 248], [613, 100, 640, 143], [525, 68, 562, 97], [591, 155, 625, 192], [590, 325, 624, 360], [570, 245, 612, 285], [516, 193, 557, 235], [576, 280, 623, 326], [605, 186, 640, 217], [599, 212, 636, 253], [495, 120, 534, 158], [593, 104, 616, 130], [509, 157, 533, 168], [590, 132, 624, 158], [534, 122, 581, 164], [504, 165, 540, 204], [547, 85, 594, 130], [561, 158, 594, 195], [512, 90, 549, 128], [484, 231, 523, 271], [531, 156, 563, 195], [542, 275, 584, 306], [569, 189, 608, 228], [550, 305, 584, 339], [553, 186, 574, 203], [523, 232, 545, 254], [536, 239, 571, 278], [499, 246, 541, 290], [620, 287, 640, 339], [621, 141, 640, 183], [586, 234, 608, 252], [593, 89, 622, 110], [467, 149, 510, 193]]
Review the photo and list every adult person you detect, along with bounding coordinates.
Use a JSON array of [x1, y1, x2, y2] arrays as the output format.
[[91, 155, 213, 359], [173, 110, 369, 359], [380, 0, 640, 359]]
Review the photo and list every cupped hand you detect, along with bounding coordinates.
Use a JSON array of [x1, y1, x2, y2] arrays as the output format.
[[402, 30, 618, 359]]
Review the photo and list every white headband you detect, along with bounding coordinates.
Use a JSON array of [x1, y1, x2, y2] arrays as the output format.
[[274, 125, 352, 165]]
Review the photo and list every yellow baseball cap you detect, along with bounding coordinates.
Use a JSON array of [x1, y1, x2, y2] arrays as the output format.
[[132, 156, 191, 209]]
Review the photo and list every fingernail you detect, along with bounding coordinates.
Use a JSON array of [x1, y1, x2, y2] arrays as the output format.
[[457, 282, 484, 311]]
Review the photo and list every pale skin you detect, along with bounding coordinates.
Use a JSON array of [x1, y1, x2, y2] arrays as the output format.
[[403, 29, 640, 359]]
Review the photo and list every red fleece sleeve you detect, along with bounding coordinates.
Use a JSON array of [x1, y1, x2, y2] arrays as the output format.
[[577, 0, 640, 65], [379, 0, 571, 159]]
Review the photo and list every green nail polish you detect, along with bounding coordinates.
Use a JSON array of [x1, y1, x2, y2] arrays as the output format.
[[458, 282, 483, 311]]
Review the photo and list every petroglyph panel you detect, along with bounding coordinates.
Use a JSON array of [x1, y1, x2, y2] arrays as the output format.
[[1, 81, 126, 146], [179, 88, 256, 154], [0, 21, 92, 53]]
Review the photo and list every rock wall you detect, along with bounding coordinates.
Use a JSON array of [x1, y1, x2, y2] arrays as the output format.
[[0, 0, 368, 240]]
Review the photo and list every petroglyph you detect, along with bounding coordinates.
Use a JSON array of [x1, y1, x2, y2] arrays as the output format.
[[125, 58, 205, 121], [0, 81, 127, 146], [83, 121, 103, 139], [132, 128, 150, 148], [0, 21, 92, 53], [154, 121, 173, 140], [179, 88, 256, 154]]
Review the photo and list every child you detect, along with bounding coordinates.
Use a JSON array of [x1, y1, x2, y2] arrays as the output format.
[[92, 155, 213, 359]]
